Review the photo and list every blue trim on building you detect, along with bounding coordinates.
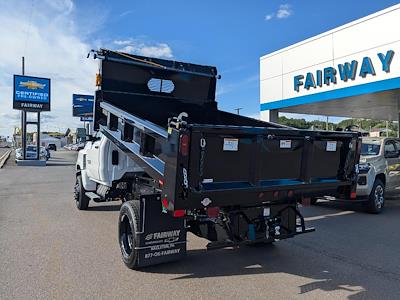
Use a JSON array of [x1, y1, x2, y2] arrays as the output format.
[[260, 77, 400, 111]]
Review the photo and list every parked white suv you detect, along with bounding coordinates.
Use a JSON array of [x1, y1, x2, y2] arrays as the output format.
[[15, 145, 48, 161], [357, 137, 400, 213]]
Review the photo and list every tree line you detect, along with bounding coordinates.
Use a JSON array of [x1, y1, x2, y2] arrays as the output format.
[[278, 116, 399, 134]]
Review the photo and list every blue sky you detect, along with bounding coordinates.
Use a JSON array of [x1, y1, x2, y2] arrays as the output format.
[[0, 0, 399, 135], [80, 0, 400, 118]]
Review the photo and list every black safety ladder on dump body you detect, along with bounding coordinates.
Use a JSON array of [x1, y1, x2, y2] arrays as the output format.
[[99, 101, 171, 182]]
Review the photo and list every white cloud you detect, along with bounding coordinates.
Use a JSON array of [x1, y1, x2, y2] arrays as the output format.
[[0, 1, 174, 137], [0, 1, 97, 136], [43, 0, 74, 14], [276, 4, 292, 19], [114, 40, 173, 59], [265, 13, 274, 21], [119, 10, 134, 18], [265, 4, 293, 21], [113, 39, 132, 46]]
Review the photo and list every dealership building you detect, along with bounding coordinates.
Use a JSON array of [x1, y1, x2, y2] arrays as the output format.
[[260, 4, 400, 132]]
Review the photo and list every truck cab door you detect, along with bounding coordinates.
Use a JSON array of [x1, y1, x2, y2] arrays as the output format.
[[384, 140, 400, 191], [86, 132, 102, 180]]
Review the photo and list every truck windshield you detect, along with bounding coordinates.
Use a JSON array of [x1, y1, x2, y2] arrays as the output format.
[[361, 143, 380, 156]]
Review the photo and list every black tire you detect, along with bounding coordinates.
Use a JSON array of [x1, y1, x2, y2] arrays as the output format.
[[119, 200, 141, 269], [74, 175, 90, 210], [310, 197, 318, 205], [366, 179, 385, 214]]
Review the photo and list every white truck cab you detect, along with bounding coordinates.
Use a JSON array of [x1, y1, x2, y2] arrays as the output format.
[[75, 131, 142, 209]]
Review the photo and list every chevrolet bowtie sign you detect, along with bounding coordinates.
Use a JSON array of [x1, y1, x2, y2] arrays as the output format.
[[13, 75, 51, 111]]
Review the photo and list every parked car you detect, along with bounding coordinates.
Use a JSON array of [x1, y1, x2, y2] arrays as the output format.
[[15, 145, 48, 161], [312, 137, 400, 213], [48, 143, 57, 151]]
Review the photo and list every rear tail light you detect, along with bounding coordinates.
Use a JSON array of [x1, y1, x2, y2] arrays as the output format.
[[350, 191, 357, 199], [162, 197, 168, 210], [173, 209, 185, 218], [179, 134, 189, 156]]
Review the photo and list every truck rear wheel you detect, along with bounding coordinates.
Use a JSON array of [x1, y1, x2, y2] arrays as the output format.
[[74, 175, 90, 210], [366, 179, 385, 214], [119, 200, 141, 269]]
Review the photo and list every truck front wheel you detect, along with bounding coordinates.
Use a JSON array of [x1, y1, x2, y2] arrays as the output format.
[[119, 200, 140, 269], [74, 175, 90, 210], [366, 179, 385, 214]]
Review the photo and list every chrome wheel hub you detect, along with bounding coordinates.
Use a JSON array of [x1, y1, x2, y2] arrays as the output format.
[[374, 185, 384, 209]]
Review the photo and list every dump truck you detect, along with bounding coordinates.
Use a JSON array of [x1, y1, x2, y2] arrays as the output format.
[[75, 49, 361, 269]]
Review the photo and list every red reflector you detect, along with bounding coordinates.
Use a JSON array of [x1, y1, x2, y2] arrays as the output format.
[[288, 190, 294, 198], [179, 134, 189, 156], [207, 207, 220, 218], [173, 209, 185, 218], [350, 192, 357, 199], [162, 197, 168, 209]]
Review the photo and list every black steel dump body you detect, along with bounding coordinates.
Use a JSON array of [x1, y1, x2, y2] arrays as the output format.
[[93, 49, 360, 213]]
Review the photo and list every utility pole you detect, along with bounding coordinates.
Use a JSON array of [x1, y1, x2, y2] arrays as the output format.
[[326, 116, 329, 131], [234, 108, 243, 115]]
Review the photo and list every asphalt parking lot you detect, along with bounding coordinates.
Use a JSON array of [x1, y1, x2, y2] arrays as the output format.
[[1, 150, 400, 299]]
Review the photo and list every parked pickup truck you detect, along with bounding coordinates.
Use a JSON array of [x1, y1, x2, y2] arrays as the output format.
[[356, 137, 400, 212], [75, 49, 361, 269]]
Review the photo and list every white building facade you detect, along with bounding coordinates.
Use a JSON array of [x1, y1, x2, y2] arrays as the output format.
[[260, 4, 400, 124]]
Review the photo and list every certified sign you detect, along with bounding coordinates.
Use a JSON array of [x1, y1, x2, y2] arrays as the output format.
[[13, 75, 51, 111], [73, 94, 94, 117]]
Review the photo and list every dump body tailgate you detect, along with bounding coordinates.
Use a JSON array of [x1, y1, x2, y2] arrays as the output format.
[[171, 125, 360, 210]]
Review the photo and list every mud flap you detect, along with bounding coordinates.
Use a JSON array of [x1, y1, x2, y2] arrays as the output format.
[[136, 194, 186, 267]]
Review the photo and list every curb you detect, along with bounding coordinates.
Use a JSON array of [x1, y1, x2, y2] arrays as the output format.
[[0, 149, 12, 168]]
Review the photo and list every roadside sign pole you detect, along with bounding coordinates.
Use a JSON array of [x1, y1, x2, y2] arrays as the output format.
[[37, 112, 40, 160], [20, 57, 42, 161], [21, 57, 26, 160]]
